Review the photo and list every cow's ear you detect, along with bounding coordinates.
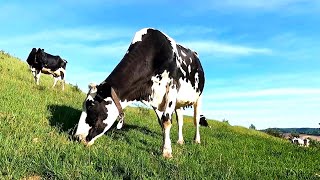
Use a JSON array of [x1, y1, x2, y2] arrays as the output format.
[[88, 83, 96, 90], [88, 83, 97, 93]]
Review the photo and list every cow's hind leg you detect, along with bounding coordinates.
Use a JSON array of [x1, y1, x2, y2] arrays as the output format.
[[193, 95, 202, 144], [175, 108, 184, 144], [52, 76, 58, 88], [60, 71, 65, 91]]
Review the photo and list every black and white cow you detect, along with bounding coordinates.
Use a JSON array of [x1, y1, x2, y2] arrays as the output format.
[[199, 115, 210, 127], [74, 28, 205, 158], [26, 48, 67, 90]]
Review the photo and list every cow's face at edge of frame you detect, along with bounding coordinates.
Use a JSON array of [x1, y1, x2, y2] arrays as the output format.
[[74, 83, 119, 146]]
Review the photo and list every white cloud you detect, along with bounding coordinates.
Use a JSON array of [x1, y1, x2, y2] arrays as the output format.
[[0, 27, 133, 45], [67, 70, 110, 92], [192, 0, 320, 14], [205, 88, 320, 100], [181, 40, 272, 56]]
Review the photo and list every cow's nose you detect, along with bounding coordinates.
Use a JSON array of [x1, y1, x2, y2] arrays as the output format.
[[73, 134, 86, 143]]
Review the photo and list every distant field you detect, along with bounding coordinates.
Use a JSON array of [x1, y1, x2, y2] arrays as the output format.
[[1, 51, 320, 179]]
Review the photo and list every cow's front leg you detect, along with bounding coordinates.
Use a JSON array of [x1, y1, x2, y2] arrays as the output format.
[[161, 84, 177, 158], [162, 113, 173, 158], [35, 70, 41, 85]]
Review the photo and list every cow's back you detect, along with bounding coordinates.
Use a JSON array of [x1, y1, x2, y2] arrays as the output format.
[[104, 28, 178, 101], [101, 28, 204, 108]]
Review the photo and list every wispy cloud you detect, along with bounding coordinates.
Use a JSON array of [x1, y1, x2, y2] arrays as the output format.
[[181, 40, 272, 56], [0, 27, 133, 44], [205, 88, 320, 100], [191, 0, 320, 14]]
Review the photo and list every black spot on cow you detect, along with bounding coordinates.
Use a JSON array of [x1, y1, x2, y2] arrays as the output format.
[[168, 101, 172, 108], [161, 113, 170, 122]]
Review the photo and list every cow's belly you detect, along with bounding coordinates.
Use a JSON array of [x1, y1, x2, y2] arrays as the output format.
[[176, 78, 200, 108], [41, 67, 65, 76], [148, 71, 200, 110]]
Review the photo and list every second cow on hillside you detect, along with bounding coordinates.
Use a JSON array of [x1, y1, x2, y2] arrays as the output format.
[[26, 48, 67, 90]]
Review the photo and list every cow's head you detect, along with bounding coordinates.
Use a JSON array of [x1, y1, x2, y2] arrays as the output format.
[[36, 48, 45, 62], [26, 48, 37, 66], [74, 83, 120, 146]]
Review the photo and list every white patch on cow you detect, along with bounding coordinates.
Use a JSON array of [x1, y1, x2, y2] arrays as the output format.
[[189, 57, 193, 63], [194, 72, 199, 90], [176, 77, 201, 108], [52, 67, 65, 77], [188, 65, 191, 73], [149, 70, 171, 108], [181, 50, 187, 57], [132, 28, 151, 44], [116, 118, 124, 129], [74, 110, 90, 141], [74, 85, 98, 141]]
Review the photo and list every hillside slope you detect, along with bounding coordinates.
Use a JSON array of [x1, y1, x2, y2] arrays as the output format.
[[0, 51, 320, 179]]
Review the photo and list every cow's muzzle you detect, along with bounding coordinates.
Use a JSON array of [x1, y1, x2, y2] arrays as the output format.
[[74, 134, 94, 147]]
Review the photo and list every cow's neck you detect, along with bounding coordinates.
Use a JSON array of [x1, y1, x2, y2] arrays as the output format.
[[103, 54, 153, 102], [97, 83, 133, 109]]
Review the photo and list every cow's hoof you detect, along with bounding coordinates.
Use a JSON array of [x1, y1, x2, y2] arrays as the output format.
[[163, 152, 173, 159], [162, 148, 172, 159], [177, 140, 184, 145], [195, 140, 201, 144]]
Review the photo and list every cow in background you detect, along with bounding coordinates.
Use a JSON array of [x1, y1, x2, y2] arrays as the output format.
[[26, 48, 67, 90], [199, 115, 211, 127], [291, 137, 310, 147]]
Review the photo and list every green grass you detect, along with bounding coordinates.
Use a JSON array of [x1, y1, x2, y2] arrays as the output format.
[[1, 51, 320, 179]]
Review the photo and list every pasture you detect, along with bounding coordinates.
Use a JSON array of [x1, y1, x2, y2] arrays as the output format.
[[0, 51, 319, 179]]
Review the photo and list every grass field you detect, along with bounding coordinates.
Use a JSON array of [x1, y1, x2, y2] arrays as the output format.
[[1, 51, 320, 179]]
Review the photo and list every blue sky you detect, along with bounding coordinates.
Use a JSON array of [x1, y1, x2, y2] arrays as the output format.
[[1, 0, 319, 129]]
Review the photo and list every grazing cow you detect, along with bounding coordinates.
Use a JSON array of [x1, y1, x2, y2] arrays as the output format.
[[74, 28, 205, 158], [291, 137, 310, 147], [199, 115, 210, 127], [26, 48, 67, 90]]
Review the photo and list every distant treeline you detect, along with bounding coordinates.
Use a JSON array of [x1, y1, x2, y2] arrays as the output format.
[[262, 128, 320, 136]]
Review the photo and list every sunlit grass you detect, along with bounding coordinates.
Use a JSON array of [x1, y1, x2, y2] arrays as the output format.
[[1, 51, 320, 179]]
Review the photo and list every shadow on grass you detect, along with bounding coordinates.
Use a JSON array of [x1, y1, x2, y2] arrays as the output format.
[[47, 104, 81, 136], [110, 123, 161, 139]]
